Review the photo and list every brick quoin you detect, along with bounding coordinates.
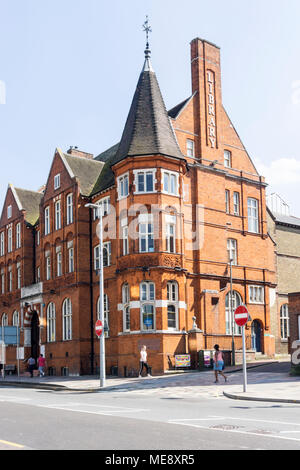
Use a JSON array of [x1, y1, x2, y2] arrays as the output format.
[[0, 38, 276, 377]]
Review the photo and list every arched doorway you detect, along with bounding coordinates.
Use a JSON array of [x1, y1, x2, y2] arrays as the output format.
[[251, 320, 262, 352], [31, 312, 39, 361]]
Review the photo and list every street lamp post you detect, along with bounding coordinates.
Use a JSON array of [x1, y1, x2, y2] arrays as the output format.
[[85, 203, 106, 388], [230, 258, 235, 367]]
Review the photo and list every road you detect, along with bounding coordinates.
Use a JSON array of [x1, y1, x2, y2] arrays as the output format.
[[0, 362, 300, 451]]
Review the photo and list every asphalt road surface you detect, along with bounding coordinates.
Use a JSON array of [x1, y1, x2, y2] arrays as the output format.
[[1, 368, 300, 451]]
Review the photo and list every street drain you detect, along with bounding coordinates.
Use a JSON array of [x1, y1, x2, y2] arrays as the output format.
[[209, 424, 243, 431]]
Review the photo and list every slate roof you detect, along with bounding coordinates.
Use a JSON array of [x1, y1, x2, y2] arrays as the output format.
[[13, 187, 43, 226], [270, 210, 300, 229], [91, 57, 185, 196], [168, 95, 194, 119], [62, 152, 104, 196]]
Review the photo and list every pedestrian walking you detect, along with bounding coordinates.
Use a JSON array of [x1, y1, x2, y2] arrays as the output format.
[[38, 354, 46, 377], [213, 345, 227, 383], [138, 345, 152, 378], [27, 356, 35, 378]]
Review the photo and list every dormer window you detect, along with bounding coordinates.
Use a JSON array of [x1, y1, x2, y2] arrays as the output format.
[[54, 174, 60, 190]]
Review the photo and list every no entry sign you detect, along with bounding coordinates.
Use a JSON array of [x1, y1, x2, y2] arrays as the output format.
[[95, 320, 103, 337], [234, 305, 249, 327]]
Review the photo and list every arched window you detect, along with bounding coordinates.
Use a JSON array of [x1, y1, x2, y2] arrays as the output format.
[[62, 298, 72, 341], [167, 281, 178, 330], [122, 284, 130, 332], [12, 311, 19, 327], [97, 294, 109, 337], [1, 313, 8, 327], [140, 282, 155, 331], [225, 291, 242, 335], [47, 303, 56, 342], [280, 304, 289, 340]]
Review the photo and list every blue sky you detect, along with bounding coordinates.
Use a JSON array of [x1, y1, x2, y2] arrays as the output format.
[[1, 0, 300, 215]]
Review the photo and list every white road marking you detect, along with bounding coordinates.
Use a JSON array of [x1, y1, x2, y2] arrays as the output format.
[[169, 416, 300, 443]]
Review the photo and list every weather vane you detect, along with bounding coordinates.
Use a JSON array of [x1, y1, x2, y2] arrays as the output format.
[[143, 15, 152, 51]]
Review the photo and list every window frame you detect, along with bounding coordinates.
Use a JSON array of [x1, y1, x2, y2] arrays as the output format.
[[249, 285, 264, 304], [133, 169, 157, 194], [248, 198, 259, 234], [140, 282, 155, 331]]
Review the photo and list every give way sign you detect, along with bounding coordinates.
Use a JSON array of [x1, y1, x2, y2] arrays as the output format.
[[234, 305, 250, 327]]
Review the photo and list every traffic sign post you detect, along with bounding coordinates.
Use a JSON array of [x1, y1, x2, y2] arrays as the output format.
[[234, 305, 250, 393]]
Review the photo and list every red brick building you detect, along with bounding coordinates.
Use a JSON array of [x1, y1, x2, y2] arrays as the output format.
[[0, 38, 276, 376]]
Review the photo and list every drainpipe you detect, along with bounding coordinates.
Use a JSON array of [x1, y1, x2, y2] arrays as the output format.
[[88, 203, 95, 375]]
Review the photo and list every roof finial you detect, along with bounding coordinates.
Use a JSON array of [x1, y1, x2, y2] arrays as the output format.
[[143, 15, 152, 59]]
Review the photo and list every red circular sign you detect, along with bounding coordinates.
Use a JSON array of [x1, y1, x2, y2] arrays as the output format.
[[95, 320, 103, 337], [234, 305, 249, 327]]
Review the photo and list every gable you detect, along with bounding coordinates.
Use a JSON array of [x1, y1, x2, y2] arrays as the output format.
[[0, 185, 23, 228]]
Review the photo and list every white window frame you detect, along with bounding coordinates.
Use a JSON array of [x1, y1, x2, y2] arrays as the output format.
[[47, 303, 56, 343], [233, 192, 240, 216], [117, 173, 129, 200], [44, 206, 50, 235], [225, 190, 230, 214], [46, 255, 51, 281], [7, 205, 12, 219], [103, 242, 111, 267], [226, 291, 243, 335], [55, 200, 61, 231], [162, 170, 179, 196], [56, 250, 62, 277], [0, 232, 4, 256], [224, 150, 232, 168], [167, 281, 179, 331], [227, 238, 237, 266], [280, 304, 289, 341], [249, 285, 264, 304], [122, 284, 130, 332], [12, 311, 19, 327], [139, 214, 154, 253], [166, 222, 176, 253], [1, 271, 5, 294], [2, 313, 8, 327], [8, 266, 12, 292], [62, 298, 72, 341], [66, 193, 73, 225], [93, 196, 110, 220], [140, 282, 155, 331], [16, 223, 21, 249], [122, 226, 129, 256], [186, 139, 195, 157], [133, 169, 157, 194], [17, 262, 21, 289], [248, 198, 259, 234], [68, 246, 74, 273], [54, 174, 60, 190], [7, 227, 12, 253]]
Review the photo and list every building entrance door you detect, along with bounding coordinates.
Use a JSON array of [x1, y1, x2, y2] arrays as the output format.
[[31, 312, 39, 361], [251, 320, 262, 352]]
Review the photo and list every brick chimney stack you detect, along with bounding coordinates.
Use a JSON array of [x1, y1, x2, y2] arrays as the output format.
[[67, 146, 94, 160]]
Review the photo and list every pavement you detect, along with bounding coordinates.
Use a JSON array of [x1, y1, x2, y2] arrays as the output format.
[[0, 359, 299, 404]]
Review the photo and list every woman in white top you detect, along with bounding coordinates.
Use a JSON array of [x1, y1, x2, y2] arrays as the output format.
[[139, 345, 151, 377]]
